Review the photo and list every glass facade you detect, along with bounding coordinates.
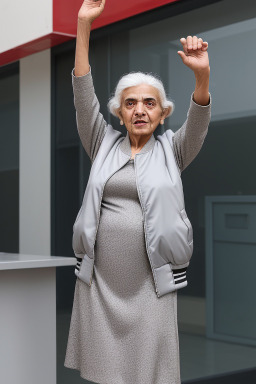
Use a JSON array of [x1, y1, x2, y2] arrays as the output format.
[[53, 0, 256, 382], [110, 2, 256, 299], [0, 63, 19, 253]]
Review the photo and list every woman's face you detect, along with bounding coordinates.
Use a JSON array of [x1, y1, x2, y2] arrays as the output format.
[[118, 83, 168, 137]]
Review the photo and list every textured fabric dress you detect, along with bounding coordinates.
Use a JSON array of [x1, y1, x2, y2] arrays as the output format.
[[64, 67, 211, 384]]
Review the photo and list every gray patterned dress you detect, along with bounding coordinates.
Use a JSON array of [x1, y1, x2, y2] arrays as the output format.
[[64, 67, 211, 384]]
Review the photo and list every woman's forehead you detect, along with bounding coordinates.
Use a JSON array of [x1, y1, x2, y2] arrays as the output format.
[[121, 83, 161, 100]]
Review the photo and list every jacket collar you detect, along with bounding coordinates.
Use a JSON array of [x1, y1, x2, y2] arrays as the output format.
[[120, 130, 156, 157]]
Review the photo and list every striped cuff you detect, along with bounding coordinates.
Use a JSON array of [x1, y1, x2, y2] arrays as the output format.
[[173, 267, 187, 286], [75, 255, 82, 273]]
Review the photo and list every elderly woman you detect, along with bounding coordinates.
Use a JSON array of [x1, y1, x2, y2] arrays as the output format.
[[64, 1, 211, 383]]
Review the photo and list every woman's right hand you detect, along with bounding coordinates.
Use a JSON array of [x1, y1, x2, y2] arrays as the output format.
[[78, 0, 106, 23]]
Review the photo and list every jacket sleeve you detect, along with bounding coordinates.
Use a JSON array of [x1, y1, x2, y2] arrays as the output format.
[[71, 66, 108, 163], [172, 92, 212, 172]]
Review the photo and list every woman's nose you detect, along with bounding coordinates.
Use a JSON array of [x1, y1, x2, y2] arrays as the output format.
[[135, 102, 145, 115]]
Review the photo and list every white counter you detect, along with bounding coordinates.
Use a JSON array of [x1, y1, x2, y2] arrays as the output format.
[[0, 253, 76, 384], [0, 252, 76, 270]]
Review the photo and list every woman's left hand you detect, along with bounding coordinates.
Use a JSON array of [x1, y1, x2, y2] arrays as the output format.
[[177, 36, 210, 76]]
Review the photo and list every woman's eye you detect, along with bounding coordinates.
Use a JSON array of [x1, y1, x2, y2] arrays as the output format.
[[146, 101, 155, 107], [126, 101, 134, 107]]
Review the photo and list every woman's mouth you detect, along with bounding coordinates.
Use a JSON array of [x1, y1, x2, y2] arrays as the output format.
[[134, 120, 148, 127]]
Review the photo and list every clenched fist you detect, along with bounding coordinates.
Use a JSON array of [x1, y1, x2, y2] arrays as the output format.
[[78, 0, 106, 23], [177, 36, 210, 76]]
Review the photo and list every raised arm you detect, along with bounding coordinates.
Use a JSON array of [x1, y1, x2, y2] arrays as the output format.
[[173, 35, 211, 171], [75, 0, 106, 76], [172, 91, 211, 172], [72, 0, 107, 163]]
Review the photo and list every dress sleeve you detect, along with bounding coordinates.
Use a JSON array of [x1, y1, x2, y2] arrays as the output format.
[[172, 92, 212, 172], [71, 66, 108, 163]]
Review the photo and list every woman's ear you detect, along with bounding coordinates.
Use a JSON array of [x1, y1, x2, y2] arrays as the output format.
[[116, 109, 122, 120], [116, 109, 124, 125], [162, 106, 172, 118]]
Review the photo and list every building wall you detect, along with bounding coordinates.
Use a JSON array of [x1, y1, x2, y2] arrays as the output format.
[[1, 0, 52, 52], [19, 50, 51, 255]]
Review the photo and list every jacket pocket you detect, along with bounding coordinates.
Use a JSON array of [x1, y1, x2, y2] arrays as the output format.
[[180, 209, 193, 245]]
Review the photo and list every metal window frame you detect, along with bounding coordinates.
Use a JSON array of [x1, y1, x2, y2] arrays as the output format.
[[205, 195, 256, 346]]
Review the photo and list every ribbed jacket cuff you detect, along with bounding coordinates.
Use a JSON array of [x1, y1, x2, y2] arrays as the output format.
[[172, 266, 188, 286], [74, 253, 94, 287], [75, 254, 83, 273]]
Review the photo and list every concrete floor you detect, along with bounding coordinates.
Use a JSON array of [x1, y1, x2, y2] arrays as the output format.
[[58, 312, 256, 384], [179, 331, 256, 381]]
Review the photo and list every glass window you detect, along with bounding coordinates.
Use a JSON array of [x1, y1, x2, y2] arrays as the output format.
[[54, 0, 256, 382], [109, 0, 256, 381], [0, 63, 19, 252]]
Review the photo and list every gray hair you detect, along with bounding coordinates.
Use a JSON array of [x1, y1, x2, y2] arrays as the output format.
[[107, 71, 175, 118]]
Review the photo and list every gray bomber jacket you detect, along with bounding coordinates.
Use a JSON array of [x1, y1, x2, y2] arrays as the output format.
[[72, 67, 212, 298]]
